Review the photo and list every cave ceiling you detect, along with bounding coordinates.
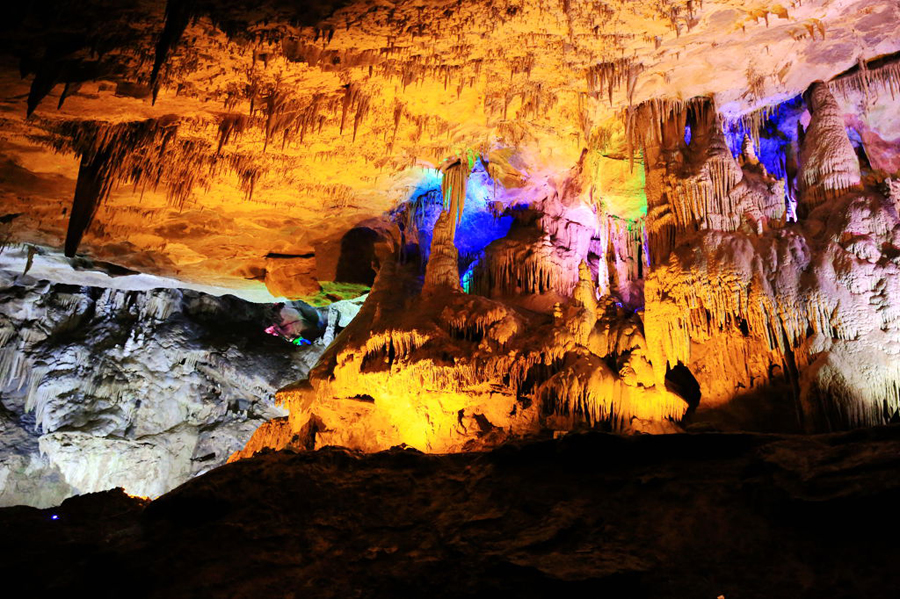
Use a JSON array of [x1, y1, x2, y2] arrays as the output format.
[[0, 0, 898, 298]]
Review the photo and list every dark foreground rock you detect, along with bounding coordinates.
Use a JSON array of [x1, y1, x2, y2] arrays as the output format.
[[3, 426, 900, 598]]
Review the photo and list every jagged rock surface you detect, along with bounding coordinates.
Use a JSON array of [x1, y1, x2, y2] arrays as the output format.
[[640, 85, 900, 433], [0, 1, 898, 296], [0, 273, 325, 507], [260, 166, 686, 455]]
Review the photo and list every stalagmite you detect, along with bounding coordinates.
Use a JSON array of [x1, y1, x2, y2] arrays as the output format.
[[797, 81, 861, 212], [422, 210, 461, 295]]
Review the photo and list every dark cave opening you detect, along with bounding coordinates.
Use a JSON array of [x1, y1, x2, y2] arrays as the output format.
[[666, 363, 702, 413], [335, 226, 380, 286]]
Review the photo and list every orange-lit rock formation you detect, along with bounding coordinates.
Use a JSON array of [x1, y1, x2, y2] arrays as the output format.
[[244, 65, 900, 453], [241, 163, 688, 454], [1, 1, 900, 468], [2, 0, 899, 296]]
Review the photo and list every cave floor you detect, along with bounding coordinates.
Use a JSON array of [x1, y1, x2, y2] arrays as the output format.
[[3, 426, 900, 598]]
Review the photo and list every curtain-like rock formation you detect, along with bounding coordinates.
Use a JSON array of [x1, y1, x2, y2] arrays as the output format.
[[238, 164, 688, 455], [641, 81, 900, 432]]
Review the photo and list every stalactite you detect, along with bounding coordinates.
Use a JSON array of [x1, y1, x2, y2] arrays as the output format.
[[830, 51, 900, 103], [59, 119, 170, 256], [586, 58, 642, 106], [337, 83, 370, 141], [439, 156, 471, 238], [151, 0, 196, 103], [216, 114, 251, 154], [733, 103, 779, 152]]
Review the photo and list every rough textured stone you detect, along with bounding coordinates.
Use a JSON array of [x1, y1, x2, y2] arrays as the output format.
[[3, 427, 900, 598], [0, 273, 326, 506]]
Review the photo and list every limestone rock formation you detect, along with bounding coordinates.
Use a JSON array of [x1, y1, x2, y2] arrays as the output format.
[[254, 162, 686, 454], [0, 271, 327, 506], [641, 82, 900, 433], [235, 67, 900, 456], [1, 0, 900, 504], [0, 0, 897, 297]]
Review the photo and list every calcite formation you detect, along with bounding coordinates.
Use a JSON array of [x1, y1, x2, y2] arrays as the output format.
[[1, 0, 899, 296], [251, 68, 900, 453], [642, 81, 900, 432], [0, 1, 899, 479], [255, 158, 683, 453], [0, 268, 331, 506]]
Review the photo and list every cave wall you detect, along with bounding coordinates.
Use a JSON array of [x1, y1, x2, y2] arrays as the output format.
[[0, 1, 899, 492], [0, 271, 332, 507], [239, 63, 900, 455]]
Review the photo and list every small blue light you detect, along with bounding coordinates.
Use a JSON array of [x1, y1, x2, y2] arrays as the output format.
[[50, 514, 59, 521], [684, 124, 692, 145]]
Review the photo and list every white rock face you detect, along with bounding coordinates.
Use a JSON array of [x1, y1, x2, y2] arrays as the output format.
[[0, 274, 331, 507], [321, 295, 369, 345]]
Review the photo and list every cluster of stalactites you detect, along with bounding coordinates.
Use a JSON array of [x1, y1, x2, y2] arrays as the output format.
[[666, 157, 744, 231], [674, 107, 744, 223], [47, 119, 176, 256], [830, 53, 900, 106], [637, 94, 793, 266], [469, 233, 580, 298], [624, 96, 714, 169], [466, 202, 647, 307], [636, 97, 742, 262], [586, 58, 642, 106], [439, 299, 524, 348], [643, 248, 806, 386], [797, 81, 861, 213], [360, 329, 432, 366], [536, 349, 686, 430], [43, 117, 279, 257]]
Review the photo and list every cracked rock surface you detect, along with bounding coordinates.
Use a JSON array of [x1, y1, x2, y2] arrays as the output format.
[[0, 271, 323, 506]]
